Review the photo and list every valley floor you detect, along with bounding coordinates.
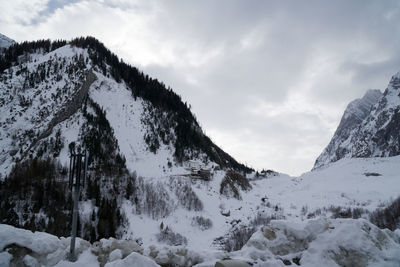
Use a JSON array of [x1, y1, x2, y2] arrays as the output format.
[[122, 156, 400, 251], [1, 156, 400, 266]]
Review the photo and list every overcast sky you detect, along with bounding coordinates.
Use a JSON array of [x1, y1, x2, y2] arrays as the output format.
[[1, 0, 400, 175]]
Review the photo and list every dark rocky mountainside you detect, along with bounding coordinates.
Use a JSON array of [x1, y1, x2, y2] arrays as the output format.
[[314, 89, 381, 169], [314, 71, 400, 169]]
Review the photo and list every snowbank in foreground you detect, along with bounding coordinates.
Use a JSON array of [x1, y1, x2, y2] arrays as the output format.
[[1, 219, 399, 267], [233, 218, 400, 267], [0, 224, 155, 267]]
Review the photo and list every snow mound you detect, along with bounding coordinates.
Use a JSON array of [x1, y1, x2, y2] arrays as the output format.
[[1, 218, 400, 267], [104, 252, 159, 267], [0, 224, 158, 267], [0, 224, 61, 254], [236, 218, 400, 266]]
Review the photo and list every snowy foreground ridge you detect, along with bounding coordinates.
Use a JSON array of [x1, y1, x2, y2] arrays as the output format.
[[1, 219, 400, 267]]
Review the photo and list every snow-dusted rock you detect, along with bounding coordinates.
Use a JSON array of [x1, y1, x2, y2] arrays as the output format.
[[0, 223, 164, 266], [237, 218, 400, 266], [147, 245, 207, 267], [91, 237, 143, 264], [0, 251, 12, 266], [0, 224, 61, 255], [1, 215, 400, 267], [23, 254, 40, 267], [104, 251, 160, 267], [108, 249, 122, 262]]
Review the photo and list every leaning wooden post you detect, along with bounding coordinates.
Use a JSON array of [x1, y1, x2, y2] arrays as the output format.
[[69, 150, 88, 261]]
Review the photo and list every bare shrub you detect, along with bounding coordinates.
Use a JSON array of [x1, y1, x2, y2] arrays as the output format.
[[170, 178, 203, 211], [250, 212, 280, 227], [351, 208, 366, 219], [301, 206, 308, 217], [216, 212, 282, 252], [328, 206, 368, 219], [370, 196, 400, 231], [222, 225, 256, 252], [156, 226, 188, 246], [220, 170, 252, 199], [364, 172, 381, 177], [191, 216, 212, 230], [135, 177, 174, 219]]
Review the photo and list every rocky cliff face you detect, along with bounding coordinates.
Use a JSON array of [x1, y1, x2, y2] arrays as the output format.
[[0, 33, 15, 52], [314, 71, 400, 169], [314, 89, 382, 169], [351, 72, 400, 158]]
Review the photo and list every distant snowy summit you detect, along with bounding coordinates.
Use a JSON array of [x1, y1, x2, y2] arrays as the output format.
[[314, 71, 400, 169], [313, 89, 381, 169], [0, 33, 15, 51]]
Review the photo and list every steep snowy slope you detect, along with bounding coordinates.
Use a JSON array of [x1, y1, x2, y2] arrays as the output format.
[[314, 89, 381, 169], [0, 45, 91, 176], [88, 72, 188, 178], [315, 70, 400, 169], [0, 37, 253, 249], [351, 72, 400, 158], [0, 38, 248, 179]]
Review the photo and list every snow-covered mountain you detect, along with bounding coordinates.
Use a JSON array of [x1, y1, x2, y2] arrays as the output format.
[[314, 70, 400, 169], [0, 33, 15, 51], [314, 89, 382, 169], [351, 72, 400, 158], [0, 37, 248, 178], [0, 36, 255, 250]]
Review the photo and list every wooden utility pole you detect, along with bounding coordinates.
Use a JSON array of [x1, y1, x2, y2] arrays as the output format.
[[68, 150, 88, 261]]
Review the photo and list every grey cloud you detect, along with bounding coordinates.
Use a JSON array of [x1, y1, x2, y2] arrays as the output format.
[[340, 56, 400, 89]]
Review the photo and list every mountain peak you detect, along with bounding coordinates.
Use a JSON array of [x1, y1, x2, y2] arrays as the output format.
[[0, 33, 15, 50], [313, 89, 382, 169], [343, 89, 381, 121], [314, 69, 400, 169]]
